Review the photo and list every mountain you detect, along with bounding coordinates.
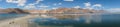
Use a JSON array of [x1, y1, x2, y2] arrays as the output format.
[[48, 8, 71, 14], [26, 10, 48, 14], [0, 8, 29, 14], [47, 8, 103, 14], [0, 8, 105, 14], [46, 8, 106, 19]]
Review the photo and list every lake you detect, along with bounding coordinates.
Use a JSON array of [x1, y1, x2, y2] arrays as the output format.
[[0, 14, 120, 27], [30, 14, 120, 27], [0, 14, 27, 21]]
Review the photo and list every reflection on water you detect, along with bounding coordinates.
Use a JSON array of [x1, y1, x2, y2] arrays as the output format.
[[53, 15, 81, 19], [29, 13, 110, 27], [1, 13, 120, 27], [49, 13, 102, 24]]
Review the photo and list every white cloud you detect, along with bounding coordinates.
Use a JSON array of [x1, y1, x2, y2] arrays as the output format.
[[53, 3, 62, 6], [17, 0, 26, 6], [37, 4, 49, 10], [39, 5, 49, 8], [6, 0, 27, 6], [23, 0, 44, 9], [92, 4, 102, 10], [84, 2, 92, 9], [84, 2, 103, 10], [24, 4, 36, 9], [73, 6, 80, 8], [52, 7, 58, 9], [64, 0, 74, 1], [34, 0, 43, 4], [84, 2, 91, 7], [24, 3, 49, 10], [6, 0, 18, 3], [93, 4, 102, 7], [106, 8, 120, 13], [39, 6, 49, 8], [26, 0, 43, 7]]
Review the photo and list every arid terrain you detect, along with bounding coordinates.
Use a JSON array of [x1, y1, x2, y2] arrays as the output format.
[[0, 8, 105, 14]]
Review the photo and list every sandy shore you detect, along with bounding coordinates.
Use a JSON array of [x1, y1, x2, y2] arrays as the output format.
[[0, 15, 40, 27]]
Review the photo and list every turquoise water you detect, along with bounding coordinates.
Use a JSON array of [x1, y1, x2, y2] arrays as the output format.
[[1, 14, 120, 27], [0, 14, 27, 21], [31, 14, 120, 27]]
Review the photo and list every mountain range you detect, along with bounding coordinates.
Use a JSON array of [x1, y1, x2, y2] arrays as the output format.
[[0, 8, 105, 14]]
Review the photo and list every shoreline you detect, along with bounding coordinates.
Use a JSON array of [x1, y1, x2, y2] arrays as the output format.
[[0, 15, 40, 27]]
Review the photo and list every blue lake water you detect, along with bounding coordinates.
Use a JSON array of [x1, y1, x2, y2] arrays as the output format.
[[0, 14, 120, 27], [0, 14, 27, 21], [31, 14, 120, 27]]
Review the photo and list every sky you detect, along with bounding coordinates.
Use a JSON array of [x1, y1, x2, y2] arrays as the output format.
[[0, 0, 120, 11]]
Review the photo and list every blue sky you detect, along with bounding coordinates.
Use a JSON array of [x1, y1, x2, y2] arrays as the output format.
[[0, 0, 120, 10]]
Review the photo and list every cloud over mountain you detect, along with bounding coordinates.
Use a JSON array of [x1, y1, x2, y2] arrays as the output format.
[[106, 8, 120, 13], [73, 6, 80, 8], [24, 0, 44, 9], [6, 0, 27, 6], [24, 4, 36, 9]]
